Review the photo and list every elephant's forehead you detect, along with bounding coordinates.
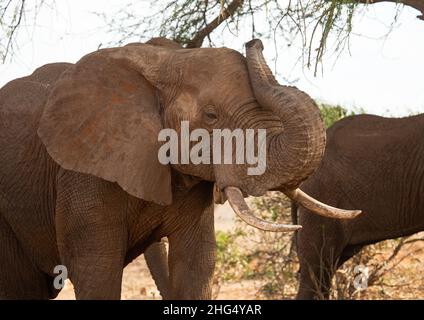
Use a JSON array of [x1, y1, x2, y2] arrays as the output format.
[[177, 47, 246, 72], [172, 48, 253, 99], [181, 58, 250, 88]]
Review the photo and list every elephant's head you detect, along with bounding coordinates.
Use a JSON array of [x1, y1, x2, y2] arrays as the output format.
[[38, 38, 360, 232]]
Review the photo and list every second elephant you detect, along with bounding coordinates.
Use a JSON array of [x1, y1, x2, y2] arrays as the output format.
[[293, 114, 424, 299]]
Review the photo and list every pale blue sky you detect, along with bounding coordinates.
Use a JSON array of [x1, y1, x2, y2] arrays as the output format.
[[0, 0, 423, 116]]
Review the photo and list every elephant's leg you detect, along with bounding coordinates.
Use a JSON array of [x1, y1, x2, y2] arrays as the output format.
[[167, 201, 216, 299], [144, 239, 170, 299], [55, 171, 128, 300], [297, 243, 364, 300], [0, 215, 51, 299], [297, 251, 337, 300], [296, 213, 346, 300]]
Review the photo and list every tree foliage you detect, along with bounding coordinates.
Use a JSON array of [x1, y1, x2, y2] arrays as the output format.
[[2, 0, 424, 67], [319, 103, 354, 128], [0, 0, 47, 62], [102, 0, 422, 74]]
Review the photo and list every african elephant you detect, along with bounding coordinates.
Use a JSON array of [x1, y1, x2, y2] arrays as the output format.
[[0, 36, 359, 300], [293, 114, 424, 299]]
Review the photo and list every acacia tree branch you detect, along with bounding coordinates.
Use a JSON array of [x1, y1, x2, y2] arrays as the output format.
[[185, 0, 423, 50], [186, 0, 244, 48], [2, 0, 26, 62], [355, 0, 424, 20], [0, 0, 14, 21]]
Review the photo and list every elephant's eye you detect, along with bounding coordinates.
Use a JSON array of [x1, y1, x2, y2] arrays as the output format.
[[203, 108, 219, 125]]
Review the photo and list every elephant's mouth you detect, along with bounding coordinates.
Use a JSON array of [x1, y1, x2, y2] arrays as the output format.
[[223, 185, 361, 232]]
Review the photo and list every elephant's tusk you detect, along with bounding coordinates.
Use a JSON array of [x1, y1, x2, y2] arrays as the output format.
[[283, 188, 362, 219], [224, 186, 302, 232]]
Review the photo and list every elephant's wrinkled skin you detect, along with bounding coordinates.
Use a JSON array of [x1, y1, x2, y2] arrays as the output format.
[[293, 114, 424, 299], [0, 36, 355, 299]]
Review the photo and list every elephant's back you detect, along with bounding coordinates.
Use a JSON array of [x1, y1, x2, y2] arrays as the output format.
[[322, 115, 419, 169], [0, 63, 71, 211], [0, 62, 71, 116], [327, 114, 424, 151]]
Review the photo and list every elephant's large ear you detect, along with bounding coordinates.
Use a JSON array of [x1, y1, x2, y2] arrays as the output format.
[[38, 46, 173, 205]]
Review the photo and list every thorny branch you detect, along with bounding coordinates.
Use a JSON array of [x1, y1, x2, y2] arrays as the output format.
[[186, 0, 244, 48], [0, 0, 49, 62], [1, 0, 25, 62], [102, 0, 422, 74]]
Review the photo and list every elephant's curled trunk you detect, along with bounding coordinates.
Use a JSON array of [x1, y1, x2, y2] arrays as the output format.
[[245, 39, 325, 189], [236, 39, 361, 222]]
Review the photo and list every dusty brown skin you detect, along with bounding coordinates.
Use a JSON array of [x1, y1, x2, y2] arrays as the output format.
[[293, 114, 424, 299], [0, 36, 338, 299]]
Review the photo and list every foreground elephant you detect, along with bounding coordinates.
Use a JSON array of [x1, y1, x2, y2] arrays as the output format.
[[293, 114, 424, 299], [0, 37, 359, 299]]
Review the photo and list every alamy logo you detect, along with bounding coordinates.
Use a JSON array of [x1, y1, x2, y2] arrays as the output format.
[[158, 121, 266, 175], [53, 265, 68, 290], [353, 264, 369, 290]]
